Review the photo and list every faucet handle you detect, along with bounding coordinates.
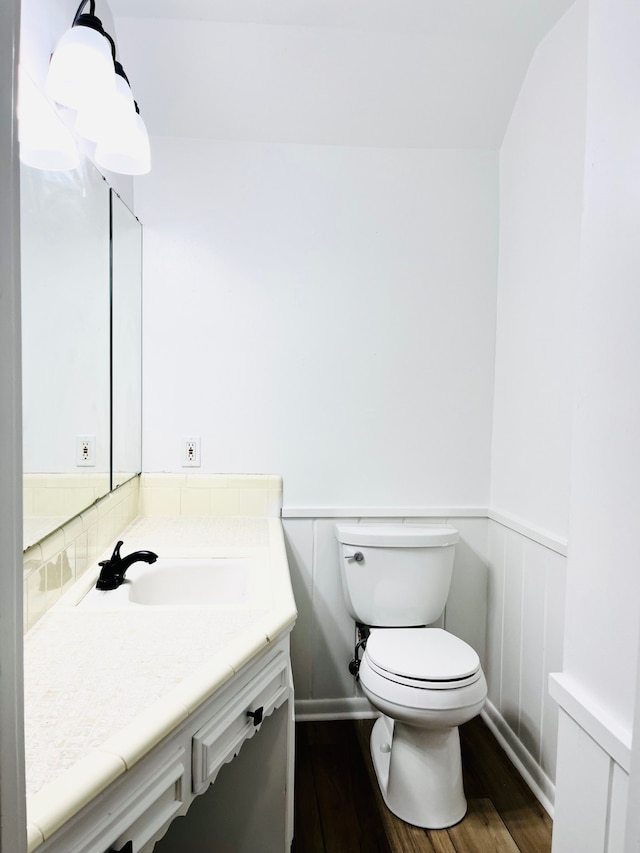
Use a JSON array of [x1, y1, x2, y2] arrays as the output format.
[[99, 540, 124, 566]]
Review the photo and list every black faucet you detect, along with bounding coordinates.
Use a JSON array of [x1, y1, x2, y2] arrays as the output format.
[[96, 540, 158, 590]]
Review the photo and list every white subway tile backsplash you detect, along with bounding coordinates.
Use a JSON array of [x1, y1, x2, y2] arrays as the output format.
[[23, 477, 139, 633], [62, 516, 83, 547], [210, 488, 240, 516], [23, 474, 279, 632], [238, 488, 270, 517], [147, 487, 182, 516], [137, 474, 282, 518], [180, 488, 211, 516], [25, 567, 47, 632], [80, 505, 99, 531], [39, 530, 65, 563]]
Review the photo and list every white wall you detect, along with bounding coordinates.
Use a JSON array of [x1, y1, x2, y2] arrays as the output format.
[[478, 1, 588, 810], [550, 0, 640, 849], [490, 0, 587, 540], [138, 138, 498, 508], [562, 0, 640, 746]]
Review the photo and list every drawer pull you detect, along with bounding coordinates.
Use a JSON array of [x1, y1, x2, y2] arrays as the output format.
[[247, 706, 264, 727]]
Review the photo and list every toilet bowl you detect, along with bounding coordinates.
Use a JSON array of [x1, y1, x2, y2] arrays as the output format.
[[358, 627, 487, 828], [335, 523, 487, 829]]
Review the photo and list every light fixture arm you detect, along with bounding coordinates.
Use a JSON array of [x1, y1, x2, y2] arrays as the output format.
[[72, 0, 96, 26], [70, 1, 116, 63]]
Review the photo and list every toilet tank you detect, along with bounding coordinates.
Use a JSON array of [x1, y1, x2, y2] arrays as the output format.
[[335, 524, 458, 627]]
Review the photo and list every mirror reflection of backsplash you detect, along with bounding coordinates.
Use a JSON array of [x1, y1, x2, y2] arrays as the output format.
[[20, 144, 142, 549], [23, 473, 110, 546], [23, 476, 140, 631]]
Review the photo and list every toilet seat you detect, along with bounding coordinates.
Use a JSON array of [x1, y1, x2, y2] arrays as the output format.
[[364, 628, 481, 690]]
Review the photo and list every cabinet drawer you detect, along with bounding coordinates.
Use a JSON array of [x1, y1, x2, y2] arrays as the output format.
[[109, 749, 186, 853], [192, 652, 289, 793]]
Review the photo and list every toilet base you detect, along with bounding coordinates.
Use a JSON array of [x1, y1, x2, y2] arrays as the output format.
[[369, 715, 467, 829]]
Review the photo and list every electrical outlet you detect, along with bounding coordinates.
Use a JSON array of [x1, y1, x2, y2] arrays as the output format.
[[182, 437, 201, 467], [76, 435, 96, 467]]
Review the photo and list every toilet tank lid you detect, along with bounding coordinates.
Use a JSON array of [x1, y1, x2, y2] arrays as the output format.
[[335, 524, 458, 548]]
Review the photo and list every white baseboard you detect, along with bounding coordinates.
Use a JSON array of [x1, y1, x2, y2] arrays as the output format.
[[295, 697, 377, 721], [481, 700, 555, 817]]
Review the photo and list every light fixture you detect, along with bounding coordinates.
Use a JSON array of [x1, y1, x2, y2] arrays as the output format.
[[18, 68, 80, 172], [75, 61, 136, 143], [45, 1, 115, 112], [95, 102, 151, 176], [44, 0, 150, 175]]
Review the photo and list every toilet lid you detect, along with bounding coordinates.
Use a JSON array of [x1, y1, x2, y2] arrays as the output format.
[[365, 628, 480, 683]]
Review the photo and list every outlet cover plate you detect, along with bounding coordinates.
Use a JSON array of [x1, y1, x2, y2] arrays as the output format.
[[182, 437, 201, 467]]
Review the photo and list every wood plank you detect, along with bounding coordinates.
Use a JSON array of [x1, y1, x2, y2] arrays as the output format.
[[308, 722, 390, 853], [459, 719, 552, 853], [296, 718, 553, 853], [426, 830, 458, 853], [306, 719, 353, 746], [345, 726, 393, 853], [443, 798, 520, 853], [293, 724, 326, 853]]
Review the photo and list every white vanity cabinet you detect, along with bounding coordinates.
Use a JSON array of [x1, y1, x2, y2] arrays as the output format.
[[34, 636, 294, 853]]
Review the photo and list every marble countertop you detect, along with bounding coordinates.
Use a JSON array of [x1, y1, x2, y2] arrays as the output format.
[[23, 515, 297, 851]]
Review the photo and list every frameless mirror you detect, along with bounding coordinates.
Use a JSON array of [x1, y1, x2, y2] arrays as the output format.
[[21, 159, 111, 548], [21, 124, 143, 548], [111, 190, 142, 488]]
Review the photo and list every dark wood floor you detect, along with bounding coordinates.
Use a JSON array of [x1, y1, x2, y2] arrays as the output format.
[[293, 717, 552, 853]]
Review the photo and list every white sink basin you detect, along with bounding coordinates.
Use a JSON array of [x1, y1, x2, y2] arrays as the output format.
[[78, 557, 255, 610]]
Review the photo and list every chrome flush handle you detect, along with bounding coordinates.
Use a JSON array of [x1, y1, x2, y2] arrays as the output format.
[[345, 552, 364, 563]]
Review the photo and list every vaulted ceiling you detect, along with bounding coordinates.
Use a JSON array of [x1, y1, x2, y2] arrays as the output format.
[[109, 0, 576, 147]]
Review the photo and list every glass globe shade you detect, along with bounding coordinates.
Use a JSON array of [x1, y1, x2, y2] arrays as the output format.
[[45, 23, 115, 111]]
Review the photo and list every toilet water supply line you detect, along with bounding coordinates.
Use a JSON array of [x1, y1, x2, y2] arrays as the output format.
[[349, 623, 371, 680]]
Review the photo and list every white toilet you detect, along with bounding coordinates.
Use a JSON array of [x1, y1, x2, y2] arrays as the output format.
[[335, 523, 487, 829]]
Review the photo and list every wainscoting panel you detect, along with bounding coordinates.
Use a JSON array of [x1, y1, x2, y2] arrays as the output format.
[[283, 513, 489, 714], [484, 519, 567, 810], [551, 710, 627, 853]]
